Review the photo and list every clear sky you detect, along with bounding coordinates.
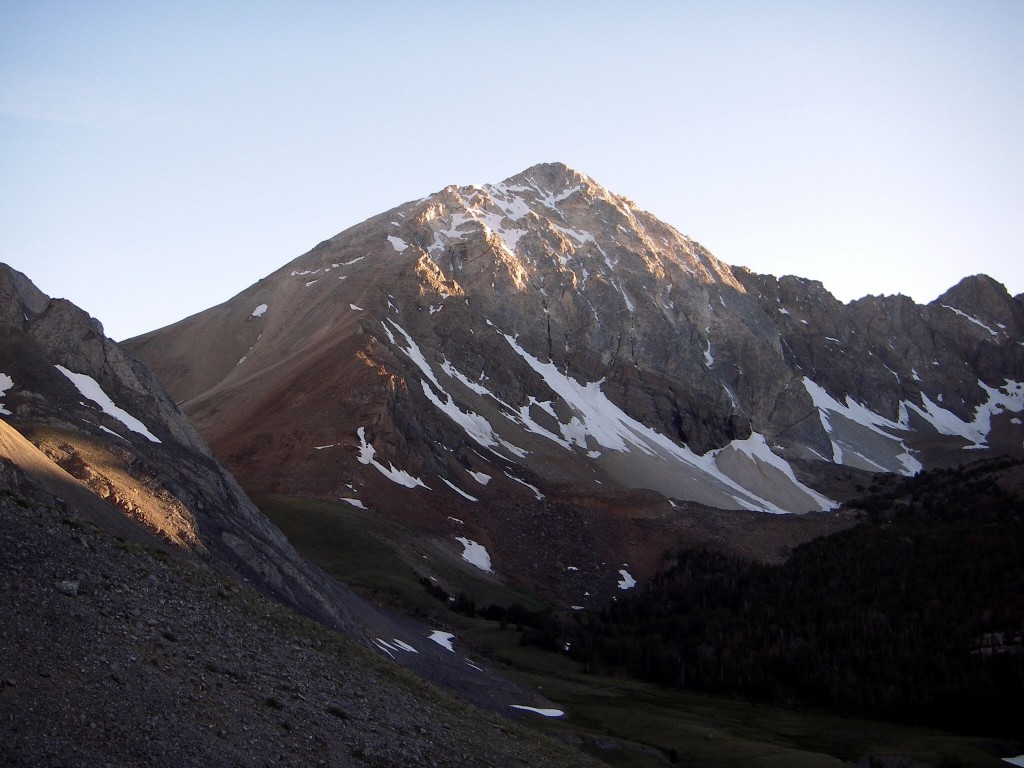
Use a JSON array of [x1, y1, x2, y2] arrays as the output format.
[[2, 1, 1022, 341]]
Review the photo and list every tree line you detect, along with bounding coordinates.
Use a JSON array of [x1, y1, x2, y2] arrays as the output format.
[[560, 458, 1024, 737], [426, 457, 1024, 738]]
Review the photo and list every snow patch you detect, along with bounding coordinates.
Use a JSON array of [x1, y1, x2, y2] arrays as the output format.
[[340, 498, 366, 509], [420, 380, 524, 457], [355, 427, 429, 489], [504, 471, 544, 500], [803, 377, 920, 475], [350, 304, 363, 311], [0, 373, 13, 415], [440, 359, 493, 397], [251, 303, 268, 318], [468, 470, 491, 485], [428, 631, 455, 652], [617, 569, 637, 590], [504, 335, 832, 513], [551, 222, 594, 244], [386, 321, 527, 459], [441, 478, 478, 502], [55, 366, 160, 443], [940, 304, 999, 337], [387, 235, 409, 252], [97, 424, 126, 440], [455, 537, 492, 572], [372, 639, 396, 658], [905, 379, 1024, 447], [511, 705, 564, 718], [713, 432, 838, 511]]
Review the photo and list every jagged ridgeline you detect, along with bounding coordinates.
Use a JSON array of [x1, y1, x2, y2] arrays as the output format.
[[123, 162, 1023, 593]]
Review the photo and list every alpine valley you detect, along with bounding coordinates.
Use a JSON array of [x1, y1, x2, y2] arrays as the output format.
[[3, 162, 1023, 767]]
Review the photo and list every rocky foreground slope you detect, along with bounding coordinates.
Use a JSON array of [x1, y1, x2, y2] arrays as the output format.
[[123, 162, 1024, 593], [0, 489, 598, 767]]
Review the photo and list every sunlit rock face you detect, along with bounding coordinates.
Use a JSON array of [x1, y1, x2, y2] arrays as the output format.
[[0, 263, 364, 634], [122, 162, 1023, 572]]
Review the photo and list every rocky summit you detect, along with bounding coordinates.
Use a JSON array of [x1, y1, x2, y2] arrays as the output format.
[[123, 162, 1023, 594]]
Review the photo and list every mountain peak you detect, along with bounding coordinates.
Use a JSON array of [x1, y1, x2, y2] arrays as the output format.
[[0, 262, 51, 328], [936, 273, 1008, 305], [500, 161, 600, 196], [932, 274, 1019, 338]]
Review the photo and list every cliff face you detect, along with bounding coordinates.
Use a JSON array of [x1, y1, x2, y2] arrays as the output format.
[[0, 263, 363, 633]]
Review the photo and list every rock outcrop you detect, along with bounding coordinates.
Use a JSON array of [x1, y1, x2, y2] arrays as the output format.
[[0, 262, 365, 633]]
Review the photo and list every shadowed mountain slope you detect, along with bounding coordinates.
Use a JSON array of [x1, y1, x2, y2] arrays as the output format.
[[0, 262, 583, 722], [123, 162, 1023, 595]]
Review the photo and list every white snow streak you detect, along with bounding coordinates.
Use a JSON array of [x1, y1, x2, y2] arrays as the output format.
[[373, 638, 418, 657], [387, 235, 409, 252], [504, 471, 544, 500], [54, 366, 160, 443], [510, 705, 564, 718], [387, 321, 527, 459], [355, 427, 429, 489], [940, 304, 999, 337], [441, 478, 478, 502]]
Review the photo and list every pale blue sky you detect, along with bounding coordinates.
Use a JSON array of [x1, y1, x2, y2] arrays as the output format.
[[2, 1, 1021, 341]]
